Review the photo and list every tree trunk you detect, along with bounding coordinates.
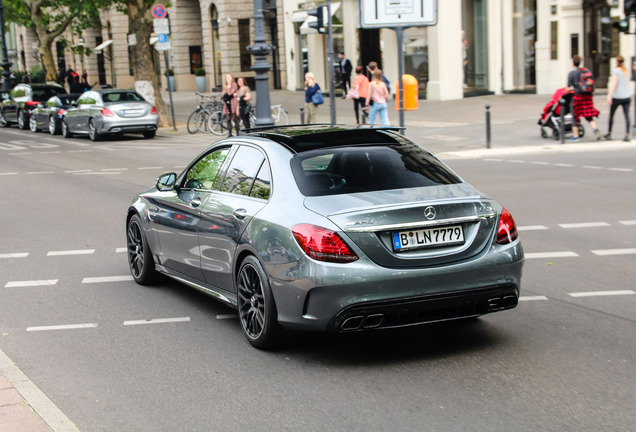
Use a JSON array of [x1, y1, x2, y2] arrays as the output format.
[[31, 7, 60, 82], [126, 0, 170, 128]]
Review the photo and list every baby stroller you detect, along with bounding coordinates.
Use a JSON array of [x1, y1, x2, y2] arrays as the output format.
[[538, 88, 584, 140]]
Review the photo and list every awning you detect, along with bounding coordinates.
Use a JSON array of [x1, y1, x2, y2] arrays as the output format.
[[94, 40, 113, 52], [300, 2, 340, 34]]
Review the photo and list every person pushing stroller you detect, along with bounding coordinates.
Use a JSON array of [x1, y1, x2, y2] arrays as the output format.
[[566, 55, 601, 142]]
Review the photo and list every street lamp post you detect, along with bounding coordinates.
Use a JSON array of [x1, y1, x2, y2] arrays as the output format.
[[0, 0, 13, 91], [248, 0, 274, 127]]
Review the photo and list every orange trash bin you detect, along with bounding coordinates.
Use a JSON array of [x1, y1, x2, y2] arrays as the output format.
[[395, 74, 418, 111]]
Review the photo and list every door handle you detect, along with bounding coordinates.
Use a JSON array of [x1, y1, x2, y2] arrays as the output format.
[[189, 197, 201, 207], [233, 208, 247, 220]]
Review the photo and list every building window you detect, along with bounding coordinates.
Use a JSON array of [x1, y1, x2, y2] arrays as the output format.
[[238, 19, 252, 72], [551, 22, 558, 60], [189, 46, 202, 74]]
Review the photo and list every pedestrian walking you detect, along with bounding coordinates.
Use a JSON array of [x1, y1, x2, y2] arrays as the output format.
[[22, 71, 31, 83], [304, 72, 322, 124], [365, 68, 390, 125], [348, 65, 369, 124], [339, 53, 352, 96], [222, 73, 240, 136], [566, 54, 601, 142], [237, 77, 252, 130], [604, 55, 631, 142]]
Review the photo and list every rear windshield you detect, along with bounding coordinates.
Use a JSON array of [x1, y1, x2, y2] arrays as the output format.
[[102, 92, 145, 103], [291, 144, 462, 196], [32, 87, 66, 102]]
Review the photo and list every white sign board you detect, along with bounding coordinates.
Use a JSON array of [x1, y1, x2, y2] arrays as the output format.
[[360, 0, 437, 28], [155, 41, 171, 51], [153, 18, 170, 35]]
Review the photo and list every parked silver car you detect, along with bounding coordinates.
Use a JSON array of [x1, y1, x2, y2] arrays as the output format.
[[61, 89, 158, 140], [126, 126, 524, 349]]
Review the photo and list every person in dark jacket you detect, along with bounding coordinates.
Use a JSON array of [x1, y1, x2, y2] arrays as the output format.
[[339, 53, 352, 96]]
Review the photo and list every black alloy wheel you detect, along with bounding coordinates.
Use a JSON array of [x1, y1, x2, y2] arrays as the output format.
[[17, 110, 28, 130], [0, 110, 6, 127], [126, 214, 157, 285], [237, 255, 289, 349], [29, 115, 38, 132], [49, 116, 58, 135]]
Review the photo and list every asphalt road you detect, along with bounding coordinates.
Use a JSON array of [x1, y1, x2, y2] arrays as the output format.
[[0, 124, 635, 432]]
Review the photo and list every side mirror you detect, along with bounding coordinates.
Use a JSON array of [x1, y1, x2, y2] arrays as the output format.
[[156, 172, 177, 191]]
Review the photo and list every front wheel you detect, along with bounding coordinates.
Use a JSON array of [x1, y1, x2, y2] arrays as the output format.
[[187, 109, 200, 134], [17, 110, 28, 130], [208, 111, 228, 136], [126, 214, 157, 285], [237, 255, 289, 349], [88, 119, 100, 141], [49, 116, 59, 135], [0, 110, 7, 128]]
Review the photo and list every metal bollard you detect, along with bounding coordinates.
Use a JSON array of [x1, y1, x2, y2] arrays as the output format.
[[485, 104, 491, 149], [299, 107, 305, 125], [559, 98, 566, 144]]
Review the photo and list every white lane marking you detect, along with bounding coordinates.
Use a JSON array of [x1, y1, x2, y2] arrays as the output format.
[[27, 323, 98, 332], [0, 253, 29, 258], [558, 222, 610, 229], [64, 169, 91, 173], [569, 290, 635, 298], [484, 158, 503, 162], [82, 275, 133, 284], [525, 251, 579, 259], [116, 247, 127, 253], [554, 163, 575, 167], [591, 248, 636, 256], [73, 171, 121, 175], [608, 167, 633, 172], [508, 160, 525, 163], [40, 151, 62, 154], [517, 225, 548, 231], [138, 166, 164, 170], [529, 161, 550, 165], [124, 317, 191, 326], [216, 314, 238, 320], [27, 171, 54, 175], [102, 168, 127, 171], [68, 150, 92, 153], [0, 172, 18, 176], [47, 249, 95, 256], [519, 296, 548, 301], [619, 220, 636, 225], [582, 165, 603, 170], [5, 280, 58, 288], [9, 152, 32, 155]]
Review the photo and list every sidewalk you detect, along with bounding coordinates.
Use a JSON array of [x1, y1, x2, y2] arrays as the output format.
[[157, 88, 632, 156]]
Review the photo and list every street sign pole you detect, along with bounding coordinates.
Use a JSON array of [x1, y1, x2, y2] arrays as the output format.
[[395, 26, 405, 133], [164, 51, 177, 131], [327, 0, 336, 127], [152, 4, 176, 130]]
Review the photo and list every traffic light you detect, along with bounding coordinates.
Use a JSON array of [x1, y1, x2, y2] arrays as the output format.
[[613, 18, 630, 33], [625, 0, 636, 16], [307, 5, 326, 33]]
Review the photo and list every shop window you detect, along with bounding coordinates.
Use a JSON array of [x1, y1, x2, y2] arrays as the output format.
[[239, 19, 252, 72], [190, 46, 202, 74]]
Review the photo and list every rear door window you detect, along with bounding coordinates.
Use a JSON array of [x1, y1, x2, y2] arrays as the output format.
[[220, 146, 267, 198]]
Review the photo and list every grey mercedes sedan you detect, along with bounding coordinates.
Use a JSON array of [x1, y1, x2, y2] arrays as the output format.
[[62, 89, 158, 140], [126, 126, 524, 349]]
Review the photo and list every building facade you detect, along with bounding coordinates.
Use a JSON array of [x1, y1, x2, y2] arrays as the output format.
[[7, 0, 635, 99]]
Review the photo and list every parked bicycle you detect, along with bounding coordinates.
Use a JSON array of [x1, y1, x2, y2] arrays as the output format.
[[208, 104, 289, 136], [187, 92, 223, 134]]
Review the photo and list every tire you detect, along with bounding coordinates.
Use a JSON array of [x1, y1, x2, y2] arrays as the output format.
[[187, 109, 200, 134], [29, 115, 39, 132], [61, 120, 73, 138], [237, 255, 289, 349], [197, 109, 212, 133], [49, 116, 58, 135], [208, 111, 228, 136], [126, 214, 157, 285], [17, 110, 28, 130], [273, 108, 288, 125], [143, 130, 156, 139], [88, 119, 100, 141], [0, 110, 7, 128]]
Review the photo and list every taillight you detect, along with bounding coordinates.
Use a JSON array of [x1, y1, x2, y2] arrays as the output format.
[[26, 101, 40, 106], [101, 107, 115, 117], [292, 224, 359, 263], [150, 106, 158, 115], [496, 208, 519, 245], [57, 109, 66, 115]]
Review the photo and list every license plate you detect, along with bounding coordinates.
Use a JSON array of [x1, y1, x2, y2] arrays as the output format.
[[392, 225, 465, 251], [123, 109, 142, 115]]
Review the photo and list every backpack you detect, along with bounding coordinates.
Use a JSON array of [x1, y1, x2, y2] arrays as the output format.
[[578, 68, 595, 94]]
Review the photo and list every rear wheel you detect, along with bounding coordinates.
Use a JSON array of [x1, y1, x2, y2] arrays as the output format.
[[126, 214, 157, 285], [0, 110, 6, 127], [29, 115, 39, 132], [88, 119, 100, 141], [48, 116, 58, 135], [187, 109, 200, 134], [237, 255, 289, 349], [208, 111, 228, 136], [17, 110, 28, 130], [62, 120, 73, 138]]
